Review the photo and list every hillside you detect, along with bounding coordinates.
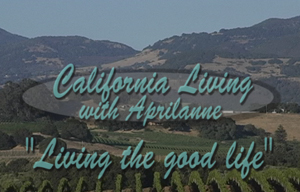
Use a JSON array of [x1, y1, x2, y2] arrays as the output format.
[[2, 16, 300, 103], [101, 15, 300, 104], [103, 15, 300, 70], [232, 113, 300, 140], [0, 30, 138, 84], [0, 28, 28, 45]]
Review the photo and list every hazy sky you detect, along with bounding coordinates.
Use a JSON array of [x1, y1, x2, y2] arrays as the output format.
[[1, 1, 300, 50]]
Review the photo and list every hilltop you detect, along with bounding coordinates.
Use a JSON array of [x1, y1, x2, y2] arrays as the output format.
[[0, 29, 138, 84], [0, 28, 28, 45], [101, 15, 300, 104], [103, 15, 300, 70]]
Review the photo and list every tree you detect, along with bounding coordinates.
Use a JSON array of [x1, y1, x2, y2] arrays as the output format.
[[192, 118, 237, 140], [39, 137, 67, 156], [282, 103, 300, 113], [274, 125, 287, 143], [0, 80, 43, 121], [40, 123, 60, 137], [12, 128, 32, 146], [162, 121, 190, 132], [59, 119, 92, 142], [243, 124, 256, 135], [0, 130, 16, 149], [33, 135, 46, 145]]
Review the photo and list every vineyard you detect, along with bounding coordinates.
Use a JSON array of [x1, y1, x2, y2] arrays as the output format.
[[0, 121, 45, 134], [1, 167, 300, 192], [92, 131, 261, 156]]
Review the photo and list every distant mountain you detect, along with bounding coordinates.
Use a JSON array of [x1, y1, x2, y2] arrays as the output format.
[[0, 31, 138, 83], [151, 15, 300, 68], [0, 28, 28, 45], [103, 15, 300, 70], [101, 15, 300, 104], [2, 16, 300, 103]]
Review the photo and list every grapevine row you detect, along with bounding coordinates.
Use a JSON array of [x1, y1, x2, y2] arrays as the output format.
[[2, 167, 300, 192]]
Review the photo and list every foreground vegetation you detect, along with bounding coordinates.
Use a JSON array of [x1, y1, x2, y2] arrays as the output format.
[[0, 78, 299, 192], [0, 167, 299, 192]]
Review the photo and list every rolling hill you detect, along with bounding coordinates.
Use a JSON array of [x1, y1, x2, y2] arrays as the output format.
[[100, 15, 300, 104], [2, 16, 300, 104], [0, 29, 138, 84], [103, 15, 300, 70], [0, 28, 28, 45]]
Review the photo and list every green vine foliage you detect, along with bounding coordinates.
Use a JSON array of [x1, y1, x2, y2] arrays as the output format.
[[263, 168, 296, 192], [135, 173, 142, 192], [75, 177, 87, 192], [207, 170, 229, 192], [0, 167, 299, 191], [188, 171, 206, 192], [57, 178, 70, 192], [285, 168, 300, 185], [153, 172, 163, 192], [115, 174, 122, 192], [225, 169, 251, 192], [95, 180, 102, 192], [38, 180, 53, 192], [171, 171, 184, 192], [3, 182, 18, 192], [20, 181, 34, 192], [248, 170, 273, 192]]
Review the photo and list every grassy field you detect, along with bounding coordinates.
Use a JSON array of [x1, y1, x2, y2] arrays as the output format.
[[0, 122, 45, 134], [232, 113, 300, 140]]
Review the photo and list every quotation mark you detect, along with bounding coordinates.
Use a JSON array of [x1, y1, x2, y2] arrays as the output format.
[[264, 137, 273, 152], [26, 137, 34, 153]]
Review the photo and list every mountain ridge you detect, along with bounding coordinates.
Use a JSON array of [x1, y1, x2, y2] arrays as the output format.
[[99, 15, 300, 104], [2, 15, 300, 104], [101, 15, 300, 70], [0, 28, 28, 45], [0, 30, 139, 84]]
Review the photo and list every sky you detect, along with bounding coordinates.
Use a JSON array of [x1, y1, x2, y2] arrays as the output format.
[[1, 1, 300, 50]]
